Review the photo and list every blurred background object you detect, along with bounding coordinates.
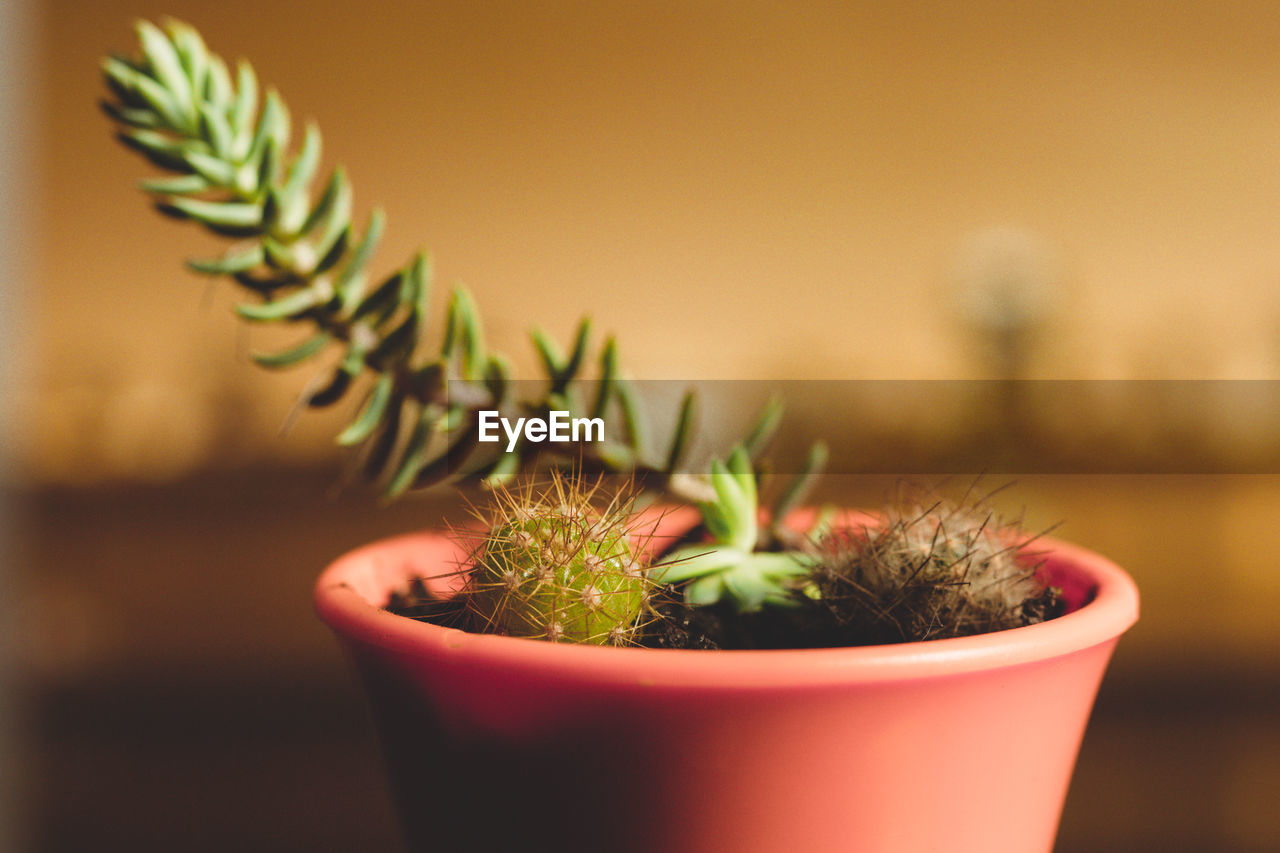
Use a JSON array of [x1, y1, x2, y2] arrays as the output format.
[[951, 224, 1063, 378], [14, 0, 1280, 850], [950, 224, 1062, 436], [2, 0, 35, 850]]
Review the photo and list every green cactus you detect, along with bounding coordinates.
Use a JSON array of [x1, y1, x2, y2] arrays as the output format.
[[462, 473, 652, 644]]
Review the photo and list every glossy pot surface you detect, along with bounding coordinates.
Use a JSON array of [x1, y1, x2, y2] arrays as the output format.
[[315, 511, 1138, 853]]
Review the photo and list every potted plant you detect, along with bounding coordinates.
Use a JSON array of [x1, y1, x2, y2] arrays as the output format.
[[101, 20, 1139, 852]]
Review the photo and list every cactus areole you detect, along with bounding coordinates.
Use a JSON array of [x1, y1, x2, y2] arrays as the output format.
[[467, 511, 645, 645]]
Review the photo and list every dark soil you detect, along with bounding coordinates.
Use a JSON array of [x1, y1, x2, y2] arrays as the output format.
[[386, 579, 1065, 650]]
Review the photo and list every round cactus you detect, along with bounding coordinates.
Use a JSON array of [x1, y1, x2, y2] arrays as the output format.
[[463, 474, 651, 645], [809, 488, 1062, 644]]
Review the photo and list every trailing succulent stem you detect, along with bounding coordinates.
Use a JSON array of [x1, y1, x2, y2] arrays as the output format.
[[459, 472, 654, 645], [102, 18, 723, 500], [807, 487, 1063, 644], [105, 21, 1068, 646]]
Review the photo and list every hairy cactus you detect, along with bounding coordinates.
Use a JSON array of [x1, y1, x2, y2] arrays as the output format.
[[808, 488, 1062, 644], [461, 473, 653, 645]]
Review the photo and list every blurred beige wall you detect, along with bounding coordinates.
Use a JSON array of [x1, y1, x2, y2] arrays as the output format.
[[23, 0, 1280, 483]]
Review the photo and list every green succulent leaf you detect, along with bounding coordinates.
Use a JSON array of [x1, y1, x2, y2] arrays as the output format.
[[248, 91, 290, 176], [771, 440, 829, 533], [307, 355, 360, 408], [595, 442, 636, 471], [383, 405, 436, 498], [197, 102, 233, 158], [335, 209, 385, 311], [368, 310, 420, 367], [409, 421, 481, 492], [102, 100, 164, 130], [743, 396, 784, 460], [337, 376, 396, 448], [721, 552, 812, 610], [229, 60, 259, 158], [615, 378, 648, 454], [251, 332, 330, 369], [169, 21, 209, 94], [135, 20, 194, 123], [484, 353, 511, 404], [592, 336, 618, 419], [119, 128, 187, 168], [103, 56, 186, 130], [559, 318, 591, 388], [480, 439, 522, 487], [658, 544, 811, 612], [657, 545, 746, 583], [666, 390, 697, 475], [363, 393, 404, 480], [352, 271, 404, 326], [164, 197, 262, 230], [276, 123, 322, 233], [651, 445, 820, 611], [235, 283, 328, 322], [140, 173, 209, 195], [530, 326, 563, 378], [204, 55, 232, 111], [685, 573, 728, 608]]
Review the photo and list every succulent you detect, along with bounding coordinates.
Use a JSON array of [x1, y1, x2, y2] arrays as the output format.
[[655, 446, 815, 612], [808, 487, 1062, 644], [460, 473, 653, 645], [100, 17, 710, 500]]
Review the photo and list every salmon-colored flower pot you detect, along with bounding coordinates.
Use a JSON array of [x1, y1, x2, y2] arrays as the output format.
[[315, 510, 1138, 853]]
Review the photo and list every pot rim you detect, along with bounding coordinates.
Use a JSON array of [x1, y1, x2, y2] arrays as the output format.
[[314, 510, 1139, 688]]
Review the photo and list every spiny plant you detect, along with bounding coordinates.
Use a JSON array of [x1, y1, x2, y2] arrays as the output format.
[[458, 472, 656, 645], [807, 486, 1062, 645], [99, 17, 724, 500]]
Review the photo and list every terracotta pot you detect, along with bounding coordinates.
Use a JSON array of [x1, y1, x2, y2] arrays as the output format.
[[315, 509, 1138, 853]]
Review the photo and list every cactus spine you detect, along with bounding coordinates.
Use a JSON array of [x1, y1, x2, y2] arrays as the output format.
[[463, 473, 652, 645], [809, 488, 1061, 644]]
